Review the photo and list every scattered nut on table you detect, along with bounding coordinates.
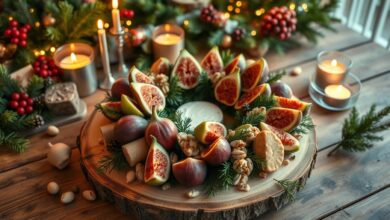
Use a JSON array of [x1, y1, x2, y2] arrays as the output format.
[[82, 190, 97, 201], [290, 66, 302, 76], [126, 170, 136, 183], [135, 163, 145, 182], [186, 189, 200, 198], [47, 181, 60, 195], [61, 191, 75, 204], [161, 183, 171, 191], [47, 125, 60, 136]]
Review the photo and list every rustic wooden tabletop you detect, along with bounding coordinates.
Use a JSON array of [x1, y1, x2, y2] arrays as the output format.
[[1, 23, 389, 219]]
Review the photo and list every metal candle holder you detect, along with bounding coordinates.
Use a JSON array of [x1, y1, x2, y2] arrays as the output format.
[[110, 28, 128, 78]]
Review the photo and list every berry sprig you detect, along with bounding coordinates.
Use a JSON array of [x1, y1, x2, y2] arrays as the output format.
[[3, 20, 31, 48], [232, 28, 246, 41], [120, 9, 135, 19], [8, 92, 34, 115], [260, 6, 297, 41], [200, 5, 227, 27], [32, 55, 63, 79]]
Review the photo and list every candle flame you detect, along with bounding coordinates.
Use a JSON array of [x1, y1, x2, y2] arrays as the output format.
[[331, 59, 337, 66], [97, 19, 103, 29], [70, 53, 77, 62], [112, 0, 118, 9], [164, 24, 171, 32], [336, 85, 343, 93], [70, 43, 75, 51]]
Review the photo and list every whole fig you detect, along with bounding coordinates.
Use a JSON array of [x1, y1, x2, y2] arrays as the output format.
[[114, 115, 148, 145], [144, 107, 178, 151]]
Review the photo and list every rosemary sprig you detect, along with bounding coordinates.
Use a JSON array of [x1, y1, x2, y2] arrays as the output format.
[[170, 111, 193, 134], [241, 112, 265, 126], [328, 105, 390, 156], [274, 179, 302, 202], [266, 70, 287, 84], [290, 115, 315, 135]]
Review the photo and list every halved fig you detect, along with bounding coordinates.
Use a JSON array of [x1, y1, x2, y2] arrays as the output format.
[[194, 121, 227, 144], [201, 46, 223, 78], [265, 107, 302, 132], [214, 67, 241, 106], [151, 57, 170, 75], [130, 83, 166, 116], [234, 83, 271, 109], [98, 101, 123, 121], [171, 49, 202, 89], [275, 96, 312, 116], [253, 130, 284, 173], [260, 122, 300, 152], [144, 136, 170, 185], [241, 58, 269, 92], [172, 157, 207, 187], [128, 66, 153, 84], [224, 54, 246, 75], [201, 137, 231, 166], [120, 94, 144, 117]]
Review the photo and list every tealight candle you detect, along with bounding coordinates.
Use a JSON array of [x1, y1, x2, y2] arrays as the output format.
[[324, 85, 351, 108], [59, 53, 91, 70], [315, 51, 351, 89], [152, 24, 184, 63]]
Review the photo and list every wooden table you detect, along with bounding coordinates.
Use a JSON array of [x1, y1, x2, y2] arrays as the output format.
[[1, 23, 389, 219]]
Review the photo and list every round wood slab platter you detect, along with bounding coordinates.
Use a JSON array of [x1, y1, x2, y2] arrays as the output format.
[[78, 111, 317, 220]]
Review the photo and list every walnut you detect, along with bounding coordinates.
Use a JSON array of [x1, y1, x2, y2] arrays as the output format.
[[237, 183, 251, 192], [230, 140, 247, 150], [246, 158, 254, 174], [177, 132, 200, 157], [231, 149, 247, 160], [170, 152, 178, 164], [233, 174, 250, 192], [152, 74, 170, 96], [246, 126, 260, 143], [210, 71, 225, 86], [246, 107, 266, 117]]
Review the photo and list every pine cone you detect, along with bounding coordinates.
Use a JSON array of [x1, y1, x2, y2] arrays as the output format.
[[44, 77, 55, 88], [25, 114, 45, 128], [33, 94, 45, 109]]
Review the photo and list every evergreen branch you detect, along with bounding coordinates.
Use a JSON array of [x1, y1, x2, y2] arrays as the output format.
[[97, 149, 129, 173], [171, 111, 192, 134], [328, 105, 390, 156], [274, 179, 302, 202], [247, 149, 265, 175], [0, 65, 21, 96], [221, 49, 234, 66], [0, 129, 28, 153], [0, 98, 7, 114], [266, 70, 287, 84], [227, 126, 252, 142], [203, 161, 235, 196], [248, 95, 277, 110], [241, 112, 265, 127], [166, 76, 185, 108], [291, 115, 315, 135], [26, 75, 45, 98], [191, 71, 214, 102]]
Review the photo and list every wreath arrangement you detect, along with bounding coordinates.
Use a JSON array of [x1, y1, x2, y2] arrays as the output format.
[[96, 47, 314, 195]]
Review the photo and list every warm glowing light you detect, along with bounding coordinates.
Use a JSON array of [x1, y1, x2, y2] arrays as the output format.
[[70, 43, 75, 51], [126, 20, 132, 26], [34, 50, 40, 56], [227, 5, 233, 11], [8, 16, 13, 21], [255, 8, 265, 16], [235, 8, 241, 13], [302, 3, 308, 12], [112, 0, 118, 9], [290, 3, 296, 10], [29, 8, 35, 13], [70, 53, 77, 62], [50, 47, 56, 53], [164, 24, 171, 31], [236, 1, 242, 7], [183, 19, 189, 27], [35, 22, 40, 28], [104, 23, 110, 29], [331, 59, 337, 66], [40, 50, 45, 55], [224, 12, 230, 19], [97, 19, 103, 29], [251, 30, 257, 36]]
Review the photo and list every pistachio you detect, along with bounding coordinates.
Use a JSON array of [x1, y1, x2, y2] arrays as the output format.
[[47, 125, 59, 136], [82, 190, 97, 201], [126, 170, 136, 183], [61, 191, 75, 204], [47, 181, 60, 195], [186, 189, 200, 198]]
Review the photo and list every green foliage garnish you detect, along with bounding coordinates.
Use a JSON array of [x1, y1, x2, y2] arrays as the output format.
[[0, 130, 28, 153], [328, 105, 390, 156], [203, 161, 235, 196], [166, 76, 186, 108], [26, 75, 45, 98], [227, 126, 252, 142], [249, 95, 277, 110], [97, 142, 129, 173], [291, 115, 315, 135], [274, 179, 302, 202], [247, 149, 265, 175], [221, 49, 235, 66], [266, 70, 287, 84], [170, 111, 193, 134], [241, 112, 265, 127]]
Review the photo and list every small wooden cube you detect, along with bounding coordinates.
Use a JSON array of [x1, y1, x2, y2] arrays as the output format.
[[45, 82, 80, 115]]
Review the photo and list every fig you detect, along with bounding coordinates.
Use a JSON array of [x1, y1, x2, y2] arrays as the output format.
[[201, 46, 223, 78], [194, 121, 227, 145], [275, 96, 312, 116], [98, 101, 123, 121], [128, 66, 153, 84], [172, 157, 207, 187], [241, 58, 269, 92], [144, 107, 178, 151], [224, 54, 246, 75], [260, 122, 300, 152], [265, 107, 302, 132], [253, 130, 284, 173], [111, 77, 132, 100], [113, 115, 148, 145], [234, 83, 271, 110], [270, 81, 293, 98], [201, 137, 231, 166], [121, 94, 144, 117], [151, 57, 170, 75], [144, 136, 170, 185], [171, 49, 202, 89], [130, 83, 166, 116], [214, 67, 241, 106]]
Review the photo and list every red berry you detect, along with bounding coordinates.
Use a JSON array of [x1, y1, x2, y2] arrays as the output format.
[[4, 28, 12, 37], [27, 98, 34, 106], [26, 106, 33, 114], [19, 40, 27, 48], [12, 29, 20, 37], [17, 107, 25, 115], [24, 24, 31, 31], [48, 60, 55, 67], [52, 68, 58, 75], [47, 70, 52, 76], [10, 37, 19, 44], [39, 70, 48, 78], [20, 92, 29, 100], [11, 92, 20, 101], [19, 100, 27, 107], [9, 100, 19, 109], [37, 55, 46, 62], [41, 64, 48, 70], [20, 33, 27, 40], [10, 20, 18, 27], [33, 61, 40, 68], [20, 27, 28, 33], [128, 10, 134, 18], [34, 67, 41, 73]]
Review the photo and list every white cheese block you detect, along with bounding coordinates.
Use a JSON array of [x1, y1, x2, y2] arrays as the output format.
[[176, 101, 223, 130]]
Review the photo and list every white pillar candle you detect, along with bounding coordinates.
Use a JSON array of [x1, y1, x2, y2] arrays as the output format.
[[97, 19, 111, 77], [111, 0, 121, 34]]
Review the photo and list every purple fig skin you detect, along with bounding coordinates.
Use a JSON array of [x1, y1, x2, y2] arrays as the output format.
[[145, 107, 178, 151], [201, 137, 231, 166], [111, 78, 133, 100], [172, 158, 207, 187], [113, 115, 148, 145], [270, 81, 293, 98]]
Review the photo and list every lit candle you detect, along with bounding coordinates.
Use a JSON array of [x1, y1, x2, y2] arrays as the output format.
[[111, 0, 121, 34], [315, 51, 351, 89], [152, 24, 185, 63], [319, 59, 346, 74], [97, 19, 114, 90], [324, 85, 351, 108], [59, 52, 91, 69]]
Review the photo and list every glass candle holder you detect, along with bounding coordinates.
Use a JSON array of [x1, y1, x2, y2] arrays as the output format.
[[53, 43, 97, 97], [152, 24, 185, 63], [309, 72, 361, 111], [315, 51, 352, 89]]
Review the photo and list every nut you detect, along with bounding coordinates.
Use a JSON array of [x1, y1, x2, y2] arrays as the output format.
[[233, 174, 241, 186], [246, 158, 253, 174], [258, 172, 268, 179], [170, 152, 178, 164], [231, 149, 247, 160], [47, 125, 59, 136], [47, 181, 60, 195], [290, 66, 302, 76], [161, 183, 171, 191], [230, 140, 247, 149], [178, 133, 200, 157], [233, 159, 249, 174], [237, 183, 251, 192], [82, 190, 97, 201], [282, 160, 289, 166], [135, 163, 145, 182], [61, 191, 75, 204], [126, 170, 136, 183], [186, 189, 200, 198]]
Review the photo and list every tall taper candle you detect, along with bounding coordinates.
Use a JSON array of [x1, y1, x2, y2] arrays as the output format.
[[97, 19, 115, 89], [111, 0, 121, 34]]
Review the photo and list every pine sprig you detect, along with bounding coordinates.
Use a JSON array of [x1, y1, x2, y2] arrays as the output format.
[[0, 65, 21, 96], [266, 70, 287, 84], [247, 149, 265, 176], [26, 75, 45, 98], [241, 112, 265, 126], [227, 126, 252, 142], [170, 111, 193, 134], [97, 148, 129, 173], [166, 76, 186, 108], [203, 161, 235, 196], [221, 49, 235, 66], [291, 115, 315, 135], [274, 179, 302, 202], [0, 130, 28, 153], [328, 105, 390, 156], [248, 95, 277, 110]]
